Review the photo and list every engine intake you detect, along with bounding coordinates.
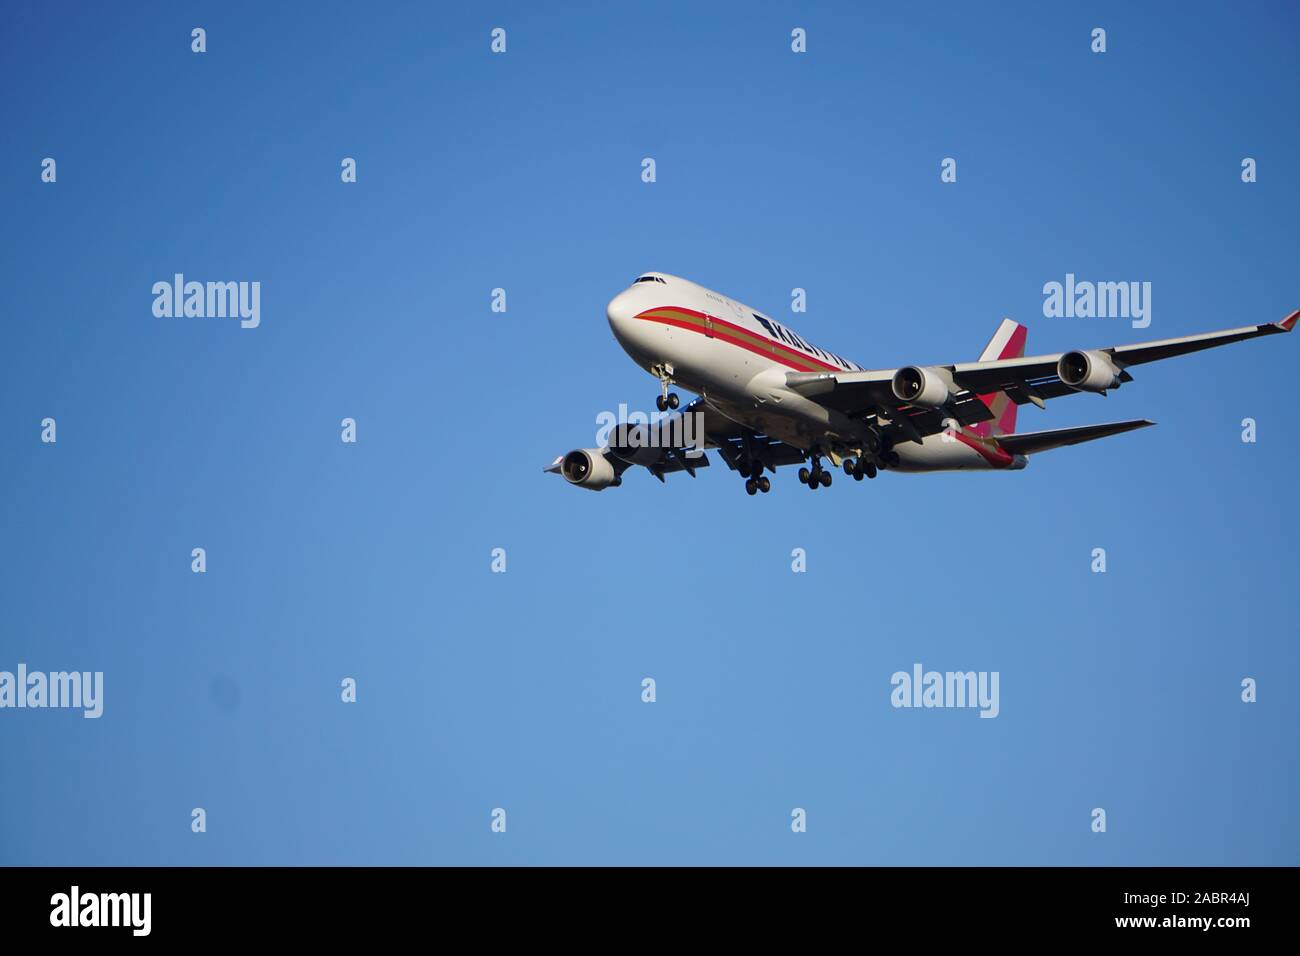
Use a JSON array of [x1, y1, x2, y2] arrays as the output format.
[[560, 449, 620, 490], [892, 365, 957, 408], [1057, 349, 1121, 393]]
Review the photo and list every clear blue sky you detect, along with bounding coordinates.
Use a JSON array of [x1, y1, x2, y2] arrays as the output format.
[[1, 1, 1296, 865]]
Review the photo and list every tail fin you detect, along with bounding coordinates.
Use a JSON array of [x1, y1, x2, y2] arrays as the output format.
[[971, 318, 1027, 437]]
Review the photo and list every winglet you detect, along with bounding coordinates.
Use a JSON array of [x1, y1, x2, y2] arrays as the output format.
[[1277, 309, 1299, 332]]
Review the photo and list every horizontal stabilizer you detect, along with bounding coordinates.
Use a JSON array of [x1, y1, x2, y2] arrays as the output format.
[[997, 419, 1155, 456]]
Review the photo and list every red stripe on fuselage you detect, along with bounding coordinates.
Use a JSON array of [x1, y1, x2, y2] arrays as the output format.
[[638, 312, 820, 371], [635, 307, 842, 373]]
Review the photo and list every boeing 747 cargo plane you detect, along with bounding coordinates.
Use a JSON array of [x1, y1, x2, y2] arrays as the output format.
[[546, 273, 1297, 495]]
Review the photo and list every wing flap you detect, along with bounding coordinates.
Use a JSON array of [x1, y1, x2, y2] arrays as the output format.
[[714, 435, 806, 471]]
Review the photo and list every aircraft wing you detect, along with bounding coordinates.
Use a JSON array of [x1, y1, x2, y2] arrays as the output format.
[[786, 309, 1297, 444], [545, 398, 808, 487]]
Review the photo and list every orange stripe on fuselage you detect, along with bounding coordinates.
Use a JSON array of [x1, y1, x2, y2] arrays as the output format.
[[634, 306, 840, 373]]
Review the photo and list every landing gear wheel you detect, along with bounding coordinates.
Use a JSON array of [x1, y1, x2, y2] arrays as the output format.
[[655, 394, 668, 412], [819, 471, 832, 488], [853, 469, 864, 481], [758, 476, 770, 493], [865, 462, 877, 479], [745, 479, 758, 496], [666, 392, 680, 410], [798, 467, 810, 484], [807, 477, 819, 491], [843, 460, 855, 477]]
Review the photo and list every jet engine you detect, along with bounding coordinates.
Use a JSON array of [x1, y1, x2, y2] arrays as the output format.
[[1057, 349, 1122, 393], [559, 449, 620, 490], [892, 366, 958, 408], [606, 423, 662, 467], [606, 417, 705, 467]]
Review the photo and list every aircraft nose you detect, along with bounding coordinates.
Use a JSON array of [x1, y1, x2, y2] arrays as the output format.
[[606, 289, 636, 331]]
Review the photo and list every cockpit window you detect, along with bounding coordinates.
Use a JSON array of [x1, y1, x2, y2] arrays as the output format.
[[633, 275, 666, 284]]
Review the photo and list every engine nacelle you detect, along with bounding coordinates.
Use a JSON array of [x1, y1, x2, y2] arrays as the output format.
[[559, 449, 620, 491], [892, 365, 957, 408], [1057, 349, 1121, 393], [606, 415, 707, 467], [607, 421, 668, 467]]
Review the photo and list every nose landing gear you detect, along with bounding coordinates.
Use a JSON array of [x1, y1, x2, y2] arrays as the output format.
[[652, 364, 680, 411]]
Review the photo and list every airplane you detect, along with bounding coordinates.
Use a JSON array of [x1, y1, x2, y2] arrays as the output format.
[[546, 272, 1297, 495]]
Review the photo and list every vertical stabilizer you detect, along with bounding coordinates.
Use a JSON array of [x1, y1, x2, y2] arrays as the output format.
[[972, 318, 1026, 437]]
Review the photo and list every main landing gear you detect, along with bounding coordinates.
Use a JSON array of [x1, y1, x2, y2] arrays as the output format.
[[744, 458, 771, 495], [838, 429, 887, 482], [652, 364, 680, 412], [798, 453, 833, 491], [843, 458, 878, 481]]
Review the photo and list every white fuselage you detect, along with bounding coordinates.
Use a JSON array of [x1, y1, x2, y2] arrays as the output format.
[[605, 273, 1019, 472]]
